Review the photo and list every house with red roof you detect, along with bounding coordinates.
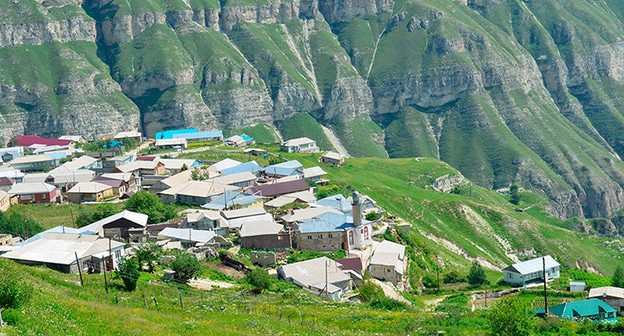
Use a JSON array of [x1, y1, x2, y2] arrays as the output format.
[[13, 135, 72, 147]]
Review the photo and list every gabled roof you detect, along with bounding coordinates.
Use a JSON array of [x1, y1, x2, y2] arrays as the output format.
[[321, 151, 344, 161], [208, 171, 256, 186], [0, 190, 9, 200], [370, 241, 406, 275], [155, 128, 198, 140], [283, 137, 316, 147], [9, 155, 54, 165], [588, 286, 624, 300], [92, 177, 124, 188], [303, 166, 327, 179], [262, 160, 304, 176], [208, 159, 242, 172], [0, 177, 15, 186], [22, 173, 49, 183], [80, 210, 148, 234], [201, 190, 262, 210], [548, 299, 617, 319], [282, 206, 341, 223], [220, 161, 262, 176], [279, 257, 350, 289], [59, 135, 85, 142], [101, 172, 135, 182], [18, 225, 91, 246], [114, 131, 142, 139], [158, 228, 215, 244], [336, 257, 363, 274], [113, 160, 163, 173], [50, 170, 95, 184], [159, 180, 239, 197], [265, 190, 317, 208], [9, 182, 56, 195], [15, 135, 72, 147], [153, 170, 192, 189], [67, 181, 112, 194], [250, 179, 309, 198], [298, 212, 356, 233], [227, 214, 274, 230], [50, 156, 97, 173], [503, 256, 559, 275], [185, 210, 224, 222], [315, 194, 351, 213], [221, 206, 266, 219], [374, 240, 406, 260], [158, 159, 200, 170], [155, 138, 187, 146], [2, 233, 124, 266], [239, 221, 284, 237]]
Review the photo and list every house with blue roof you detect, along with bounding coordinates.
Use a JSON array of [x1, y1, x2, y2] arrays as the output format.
[[172, 130, 223, 142], [535, 299, 618, 323], [262, 160, 304, 178], [155, 128, 198, 140], [315, 194, 352, 214], [201, 190, 263, 211], [220, 161, 263, 176]]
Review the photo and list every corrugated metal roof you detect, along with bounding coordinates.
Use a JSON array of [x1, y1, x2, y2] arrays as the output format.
[[549, 299, 617, 319], [250, 179, 309, 198], [80, 210, 148, 234], [503, 255, 559, 275], [283, 137, 315, 147], [298, 212, 355, 233], [172, 130, 223, 140], [220, 161, 262, 175], [9, 182, 56, 194], [155, 128, 198, 139], [279, 257, 350, 289], [589, 286, 624, 299], [239, 221, 284, 237], [315, 194, 352, 213], [67, 181, 112, 194], [208, 159, 242, 172], [158, 228, 215, 244]]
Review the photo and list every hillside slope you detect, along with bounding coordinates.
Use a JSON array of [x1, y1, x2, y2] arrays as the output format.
[[3, 0, 624, 218]]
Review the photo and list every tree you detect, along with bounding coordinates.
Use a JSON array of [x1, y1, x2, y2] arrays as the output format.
[[170, 253, 201, 283], [245, 268, 272, 291], [116, 257, 140, 291], [0, 212, 43, 238], [136, 242, 163, 273], [76, 203, 118, 228], [124, 191, 176, 224], [180, 164, 189, 172], [509, 184, 521, 205], [467, 261, 488, 286], [612, 265, 624, 287], [365, 211, 380, 221], [487, 295, 536, 336]]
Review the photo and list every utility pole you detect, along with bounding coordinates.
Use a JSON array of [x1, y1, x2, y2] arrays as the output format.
[[102, 259, 109, 294], [543, 256, 549, 316], [108, 237, 112, 276], [75, 252, 84, 288]]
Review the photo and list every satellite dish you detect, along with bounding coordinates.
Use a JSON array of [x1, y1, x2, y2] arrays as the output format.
[[603, 292, 607, 298]]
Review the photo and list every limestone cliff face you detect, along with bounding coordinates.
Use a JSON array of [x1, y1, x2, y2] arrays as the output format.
[[5, 0, 624, 221]]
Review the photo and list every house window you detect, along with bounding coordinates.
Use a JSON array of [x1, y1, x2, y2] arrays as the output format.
[[317, 235, 323, 239], [348, 231, 354, 245], [363, 226, 369, 239], [21, 195, 32, 200], [41, 194, 46, 199], [328, 234, 333, 238], [307, 235, 313, 240]]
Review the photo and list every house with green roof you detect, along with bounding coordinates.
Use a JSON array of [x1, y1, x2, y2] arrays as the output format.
[[535, 298, 617, 323]]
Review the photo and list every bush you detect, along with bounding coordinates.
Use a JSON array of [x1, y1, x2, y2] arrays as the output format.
[[245, 268, 272, 291], [0, 212, 44, 238], [443, 270, 466, 284], [170, 253, 201, 283], [365, 211, 380, 221], [487, 295, 536, 336], [467, 261, 488, 286], [612, 265, 624, 287], [136, 242, 163, 273], [124, 191, 176, 224], [422, 274, 438, 288], [116, 257, 140, 291], [77, 203, 118, 228], [358, 281, 407, 311], [509, 184, 521, 205]]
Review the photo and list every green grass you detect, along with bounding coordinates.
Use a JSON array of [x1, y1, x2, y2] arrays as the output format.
[[278, 112, 333, 150], [333, 117, 388, 158], [226, 124, 280, 144]]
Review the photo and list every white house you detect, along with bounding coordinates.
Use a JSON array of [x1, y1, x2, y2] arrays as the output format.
[[502, 255, 560, 286], [280, 137, 319, 153], [369, 240, 407, 288], [278, 257, 352, 300]]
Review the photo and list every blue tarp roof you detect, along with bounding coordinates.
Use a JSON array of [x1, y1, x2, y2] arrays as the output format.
[[263, 160, 303, 176], [155, 128, 198, 139], [221, 161, 262, 175], [173, 130, 223, 140], [315, 194, 352, 213], [299, 212, 355, 233]]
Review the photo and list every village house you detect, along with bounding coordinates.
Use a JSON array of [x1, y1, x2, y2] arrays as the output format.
[[100, 172, 138, 194], [589, 287, 624, 315], [0, 190, 11, 212], [22, 173, 49, 184], [13, 135, 72, 147], [50, 155, 98, 174], [155, 138, 187, 150], [182, 210, 229, 236], [48, 170, 96, 192], [155, 128, 198, 139], [278, 257, 352, 300], [159, 180, 239, 205], [0, 177, 16, 192], [80, 210, 148, 241], [281, 206, 342, 225], [536, 298, 618, 323], [113, 131, 142, 142], [157, 159, 201, 174], [303, 166, 328, 184], [208, 171, 257, 188], [250, 179, 310, 200], [0, 167, 25, 183], [99, 154, 135, 172], [242, 148, 267, 156], [8, 155, 55, 172], [369, 240, 407, 288], [265, 190, 317, 208], [91, 176, 127, 196], [220, 161, 263, 177], [280, 137, 319, 153], [315, 194, 352, 213], [201, 190, 263, 211], [208, 158, 242, 174], [262, 160, 304, 178], [9, 182, 58, 204], [502, 255, 560, 286], [0, 147, 24, 163], [111, 160, 167, 177], [173, 130, 223, 142], [1, 233, 125, 274], [224, 135, 247, 147], [320, 151, 345, 166], [221, 207, 273, 232], [66, 182, 115, 203], [58, 135, 86, 143], [158, 228, 216, 248], [239, 221, 290, 250], [149, 170, 192, 194]]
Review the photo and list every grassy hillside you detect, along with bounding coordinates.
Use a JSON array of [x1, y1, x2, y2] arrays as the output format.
[[277, 112, 333, 150]]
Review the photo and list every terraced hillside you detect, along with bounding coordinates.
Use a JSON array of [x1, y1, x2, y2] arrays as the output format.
[[5, 0, 624, 219]]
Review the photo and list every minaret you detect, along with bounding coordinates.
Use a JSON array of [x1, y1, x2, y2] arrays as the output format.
[[352, 191, 362, 227]]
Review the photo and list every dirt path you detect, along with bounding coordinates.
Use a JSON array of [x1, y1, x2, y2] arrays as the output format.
[[371, 279, 412, 305], [189, 279, 238, 291], [321, 125, 351, 158]]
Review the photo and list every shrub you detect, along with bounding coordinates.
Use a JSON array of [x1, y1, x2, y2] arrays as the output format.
[[365, 211, 380, 221], [443, 270, 466, 284], [487, 295, 536, 336], [170, 253, 201, 283], [245, 268, 272, 291], [136, 242, 163, 273], [116, 257, 140, 291], [612, 265, 624, 287], [124, 191, 176, 224]]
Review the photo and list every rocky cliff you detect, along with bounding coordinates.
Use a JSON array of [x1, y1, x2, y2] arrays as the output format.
[[4, 0, 624, 220]]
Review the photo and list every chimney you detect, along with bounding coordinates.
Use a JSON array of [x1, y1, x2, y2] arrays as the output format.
[[352, 191, 362, 227]]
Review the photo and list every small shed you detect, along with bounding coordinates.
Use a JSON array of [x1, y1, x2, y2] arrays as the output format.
[[570, 281, 586, 293]]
